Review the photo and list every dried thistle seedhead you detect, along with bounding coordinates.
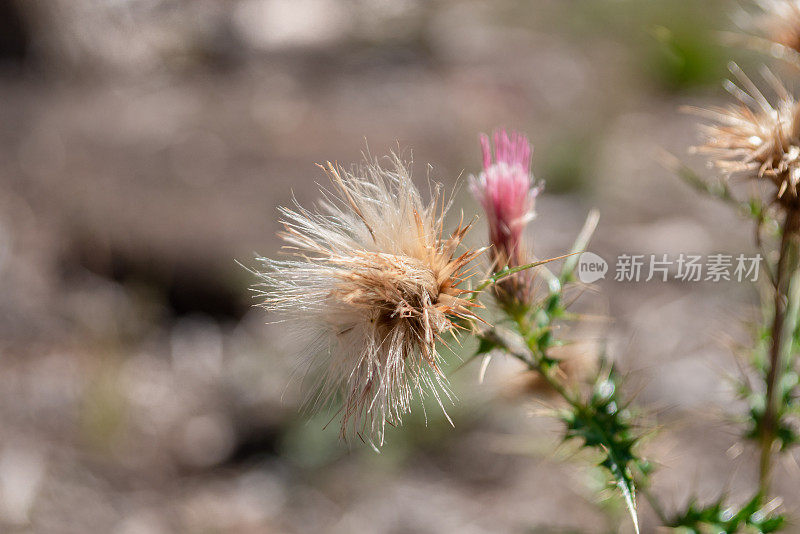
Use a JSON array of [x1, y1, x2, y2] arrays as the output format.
[[750, 0, 800, 54], [688, 64, 800, 210], [253, 154, 483, 446], [470, 129, 543, 305]]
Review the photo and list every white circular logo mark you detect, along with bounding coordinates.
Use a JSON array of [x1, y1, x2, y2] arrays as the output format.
[[577, 252, 608, 283]]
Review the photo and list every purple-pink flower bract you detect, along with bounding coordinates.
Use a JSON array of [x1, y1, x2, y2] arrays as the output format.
[[470, 130, 541, 266]]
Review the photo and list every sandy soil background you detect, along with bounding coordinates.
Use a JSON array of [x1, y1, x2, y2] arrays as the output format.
[[0, 0, 798, 532]]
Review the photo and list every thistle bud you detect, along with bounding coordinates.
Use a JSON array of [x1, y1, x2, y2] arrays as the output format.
[[470, 129, 543, 305]]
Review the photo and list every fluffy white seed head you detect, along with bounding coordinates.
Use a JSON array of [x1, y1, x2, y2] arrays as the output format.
[[253, 154, 483, 447]]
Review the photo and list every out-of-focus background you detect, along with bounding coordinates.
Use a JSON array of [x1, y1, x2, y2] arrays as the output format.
[[1, 0, 798, 532]]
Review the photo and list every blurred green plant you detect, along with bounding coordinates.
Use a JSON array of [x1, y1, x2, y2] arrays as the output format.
[[279, 413, 345, 470], [668, 494, 785, 534], [646, 23, 728, 91], [540, 132, 596, 195], [81, 358, 128, 453], [546, 0, 732, 92]]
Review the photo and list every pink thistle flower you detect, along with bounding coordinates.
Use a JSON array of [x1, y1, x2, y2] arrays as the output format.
[[471, 130, 542, 265]]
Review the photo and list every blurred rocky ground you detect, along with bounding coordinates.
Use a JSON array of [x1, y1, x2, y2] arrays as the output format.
[[0, 0, 798, 532]]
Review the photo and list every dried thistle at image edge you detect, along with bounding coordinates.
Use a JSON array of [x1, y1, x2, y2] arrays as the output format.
[[686, 63, 800, 214], [747, 0, 800, 56]]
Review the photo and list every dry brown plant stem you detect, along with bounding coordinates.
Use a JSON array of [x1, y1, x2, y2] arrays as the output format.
[[760, 208, 800, 496]]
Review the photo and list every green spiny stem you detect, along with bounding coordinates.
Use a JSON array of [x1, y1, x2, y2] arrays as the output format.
[[482, 311, 647, 532], [477, 209, 651, 530], [469, 253, 578, 298], [470, 209, 598, 301], [760, 209, 800, 497], [478, 324, 575, 405]]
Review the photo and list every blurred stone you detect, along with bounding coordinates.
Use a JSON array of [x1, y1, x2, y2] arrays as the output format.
[[170, 315, 224, 380], [114, 511, 169, 534], [0, 444, 46, 526], [179, 413, 235, 468], [233, 0, 349, 50]]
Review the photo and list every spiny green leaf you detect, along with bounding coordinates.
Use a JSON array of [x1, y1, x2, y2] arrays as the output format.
[[562, 366, 642, 533], [475, 336, 498, 356], [670, 494, 785, 533]]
